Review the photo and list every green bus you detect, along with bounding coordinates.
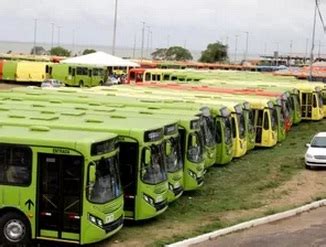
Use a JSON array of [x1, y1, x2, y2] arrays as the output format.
[[5, 87, 218, 168], [0, 99, 206, 193], [0, 125, 123, 245], [46, 63, 107, 87], [0, 108, 169, 221]]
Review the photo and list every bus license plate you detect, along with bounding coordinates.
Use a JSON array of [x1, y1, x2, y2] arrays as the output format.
[[156, 195, 164, 203], [105, 214, 114, 224]]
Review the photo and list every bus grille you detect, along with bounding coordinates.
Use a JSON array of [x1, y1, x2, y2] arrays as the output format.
[[102, 216, 123, 233], [154, 200, 167, 211], [173, 186, 183, 196]]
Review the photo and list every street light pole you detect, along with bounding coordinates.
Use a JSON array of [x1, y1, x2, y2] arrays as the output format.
[[244, 31, 249, 61], [140, 21, 145, 61], [309, 0, 318, 79], [51, 23, 55, 49], [112, 0, 118, 55], [146, 26, 151, 58], [33, 19, 37, 55], [57, 26, 62, 46], [132, 34, 136, 58], [234, 35, 239, 63]]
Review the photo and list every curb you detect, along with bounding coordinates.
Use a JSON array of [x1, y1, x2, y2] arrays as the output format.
[[166, 199, 326, 247]]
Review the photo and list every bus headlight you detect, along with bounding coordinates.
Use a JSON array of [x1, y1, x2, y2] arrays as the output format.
[[143, 194, 155, 206], [188, 170, 197, 179], [168, 183, 174, 191], [88, 214, 104, 228]]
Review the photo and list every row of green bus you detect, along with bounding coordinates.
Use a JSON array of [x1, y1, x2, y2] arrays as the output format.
[[0, 60, 107, 86], [0, 68, 324, 246]]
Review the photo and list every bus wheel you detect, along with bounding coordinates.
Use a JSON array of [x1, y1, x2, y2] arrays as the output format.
[[0, 212, 31, 245], [99, 81, 104, 86], [79, 81, 84, 87]]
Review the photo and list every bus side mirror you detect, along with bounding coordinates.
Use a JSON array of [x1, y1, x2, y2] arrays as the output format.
[[89, 162, 96, 183], [165, 141, 172, 155], [145, 149, 151, 165], [306, 143, 311, 148]]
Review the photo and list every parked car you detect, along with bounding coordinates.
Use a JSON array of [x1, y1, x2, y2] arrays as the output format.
[[305, 132, 326, 169], [41, 79, 65, 88]]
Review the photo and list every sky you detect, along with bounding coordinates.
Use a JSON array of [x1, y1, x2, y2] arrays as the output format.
[[0, 0, 326, 57]]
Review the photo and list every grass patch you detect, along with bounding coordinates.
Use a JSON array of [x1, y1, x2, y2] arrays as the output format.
[[96, 120, 326, 247]]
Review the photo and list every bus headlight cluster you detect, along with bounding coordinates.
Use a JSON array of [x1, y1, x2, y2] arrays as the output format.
[[188, 170, 197, 179], [168, 183, 174, 191], [143, 194, 155, 206], [88, 214, 104, 228]]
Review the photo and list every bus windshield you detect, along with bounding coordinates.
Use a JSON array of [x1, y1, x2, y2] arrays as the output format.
[[187, 131, 204, 163], [248, 109, 255, 133], [237, 113, 246, 139], [270, 108, 277, 131], [88, 155, 122, 204], [318, 92, 324, 107], [165, 136, 183, 173], [223, 117, 233, 145], [200, 117, 216, 148], [142, 144, 167, 184]]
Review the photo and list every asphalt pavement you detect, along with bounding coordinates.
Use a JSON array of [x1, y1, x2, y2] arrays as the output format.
[[192, 206, 326, 247]]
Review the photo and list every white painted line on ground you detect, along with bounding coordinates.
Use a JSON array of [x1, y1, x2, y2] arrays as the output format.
[[166, 199, 326, 247]]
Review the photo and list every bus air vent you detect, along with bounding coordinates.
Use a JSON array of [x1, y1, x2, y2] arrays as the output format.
[[85, 119, 103, 123], [62, 111, 86, 116], [49, 99, 62, 104], [0, 107, 9, 111], [30, 116, 59, 121], [110, 115, 126, 119], [29, 126, 50, 132], [8, 114, 25, 119]]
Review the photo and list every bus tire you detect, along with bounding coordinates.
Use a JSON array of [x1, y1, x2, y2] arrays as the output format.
[[0, 212, 31, 245], [79, 80, 84, 87], [99, 81, 104, 86]]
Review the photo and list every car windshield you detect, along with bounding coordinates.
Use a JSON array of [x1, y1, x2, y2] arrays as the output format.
[[141, 144, 167, 184], [87, 155, 122, 204], [311, 136, 326, 148], [187, 131, 204, 163], [165, 136, 183, 173]]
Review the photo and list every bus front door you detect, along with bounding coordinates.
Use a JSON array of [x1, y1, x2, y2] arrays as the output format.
[[37, 153, 82, 243]]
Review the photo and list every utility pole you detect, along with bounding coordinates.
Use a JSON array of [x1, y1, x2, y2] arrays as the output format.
[[112, 0, 118, 55], [318, 40, 321, 58], [309, 0, 318, 79], [33, 19, 37, 55], [140, 21, 145, 60], [290, 40, 293, 55], [51, 23, 55, 49], [167, 34, 170, 48], [234, 35, 239, 63], [150, 30, 153, 55]]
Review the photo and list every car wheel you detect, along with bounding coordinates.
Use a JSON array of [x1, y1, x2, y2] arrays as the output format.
[[0, 212, 31, 245]]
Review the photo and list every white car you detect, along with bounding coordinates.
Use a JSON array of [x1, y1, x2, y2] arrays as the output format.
[[41, 79, 65, 88], [305, 132, 326, 169]]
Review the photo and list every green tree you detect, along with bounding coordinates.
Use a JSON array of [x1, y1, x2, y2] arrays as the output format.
[[166, 46, 193, 61], [199, 42, 228, 63], [49, 46, 71, 57], [30, 46, 48, 55], [151, 48, 168, 60], [82, 49, 97, 55]]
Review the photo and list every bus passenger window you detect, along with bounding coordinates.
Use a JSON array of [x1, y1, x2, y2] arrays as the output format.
[[0, 145, 32, 185], [89, 70, 92, 77], [263, 112, 269, 130], [145, 73, 151, 81], [72, 68, 76, 76], [257, 110, 263, 126], [68, 67, 72, 75], [231, 117, 236, 138]]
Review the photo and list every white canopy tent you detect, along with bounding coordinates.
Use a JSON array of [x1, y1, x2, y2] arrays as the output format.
[[61, 51, 140, 67]]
